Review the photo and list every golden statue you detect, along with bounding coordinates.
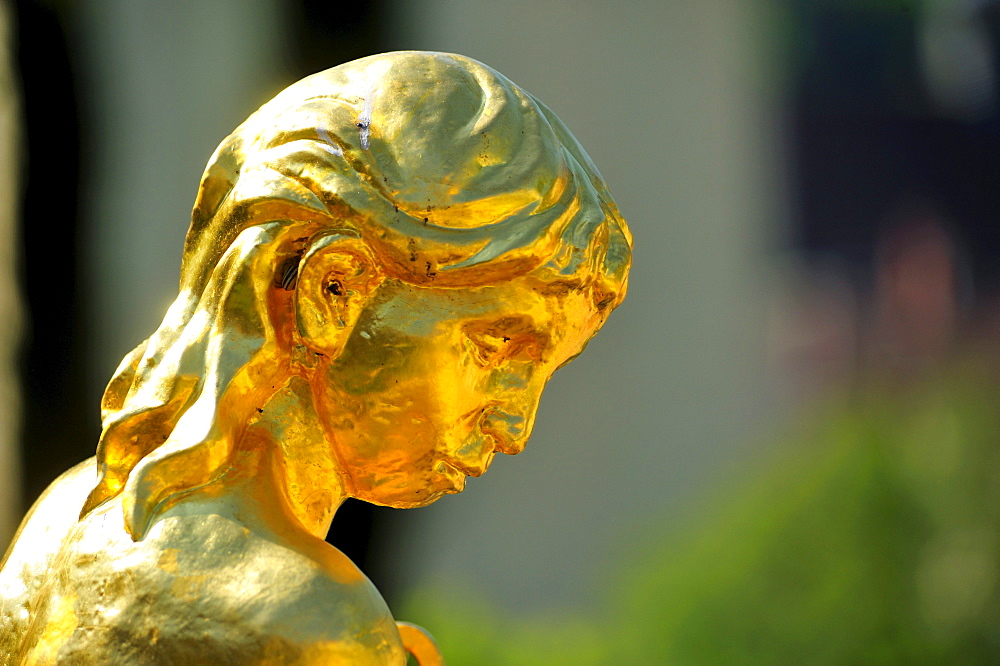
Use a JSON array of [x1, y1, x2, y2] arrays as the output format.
[[0, 52, 631, 664]]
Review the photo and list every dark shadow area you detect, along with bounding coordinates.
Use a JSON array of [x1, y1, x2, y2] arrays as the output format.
[[14, 0, 94, 511]]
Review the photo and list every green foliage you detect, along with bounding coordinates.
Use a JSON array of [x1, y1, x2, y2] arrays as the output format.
[[402, 361, 1000, 664]]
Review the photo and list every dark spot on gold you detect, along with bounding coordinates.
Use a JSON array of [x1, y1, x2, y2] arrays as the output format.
[[276, 254, 302, 290]]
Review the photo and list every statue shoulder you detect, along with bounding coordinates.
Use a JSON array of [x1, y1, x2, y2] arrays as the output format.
[[25, 505, 406, 664], [0, 458, 97, 664], [1, 457, 97, 573], [0, 457, 96, 653], [2, 468, 406, 664], [171, 514, 406, 663]]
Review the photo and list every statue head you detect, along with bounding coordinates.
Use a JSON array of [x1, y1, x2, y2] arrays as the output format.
[[83, 52, 632, 539]]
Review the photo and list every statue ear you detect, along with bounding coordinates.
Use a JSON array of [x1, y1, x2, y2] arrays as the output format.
[[295, 233, 383, 358]]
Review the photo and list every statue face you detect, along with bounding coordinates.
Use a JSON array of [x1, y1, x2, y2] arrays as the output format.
[[314, 274, 602, 508]]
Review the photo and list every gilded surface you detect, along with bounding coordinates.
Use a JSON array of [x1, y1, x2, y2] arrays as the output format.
[[0, 52, 631, 663]]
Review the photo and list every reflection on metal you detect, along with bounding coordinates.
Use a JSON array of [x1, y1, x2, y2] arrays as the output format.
[[0, 52, 630, 663]]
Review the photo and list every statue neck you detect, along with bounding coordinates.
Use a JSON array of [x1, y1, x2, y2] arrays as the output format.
[[237, 375, 348, 539]]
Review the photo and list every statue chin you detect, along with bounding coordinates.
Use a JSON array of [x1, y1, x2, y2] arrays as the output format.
[[357, 465, 470, 509], [0, 50, 631, 664]]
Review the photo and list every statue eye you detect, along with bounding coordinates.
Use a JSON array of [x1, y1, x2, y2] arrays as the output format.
[[465, 331, 510, 366], [464, 318, 545, 367]]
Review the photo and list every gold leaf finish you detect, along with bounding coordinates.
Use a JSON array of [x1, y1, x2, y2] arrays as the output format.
[[0, 52, 631, 663]]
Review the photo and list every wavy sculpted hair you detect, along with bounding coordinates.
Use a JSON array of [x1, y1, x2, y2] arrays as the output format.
[[82, 52, 633, 539]]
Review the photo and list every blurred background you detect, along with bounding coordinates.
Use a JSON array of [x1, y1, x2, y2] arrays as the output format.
[[3, 0, 1000, 662]]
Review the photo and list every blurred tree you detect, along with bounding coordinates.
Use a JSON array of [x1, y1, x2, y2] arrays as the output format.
[[403, 357, 1000, 664]]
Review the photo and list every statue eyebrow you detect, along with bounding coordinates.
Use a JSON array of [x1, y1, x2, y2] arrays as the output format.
[[466, 315, 549, 346]]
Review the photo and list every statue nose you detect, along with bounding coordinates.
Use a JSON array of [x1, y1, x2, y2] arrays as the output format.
[[482, 409, 528, 455]]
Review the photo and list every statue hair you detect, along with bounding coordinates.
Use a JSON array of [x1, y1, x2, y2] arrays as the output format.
[[82, 52, 632, 539]]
